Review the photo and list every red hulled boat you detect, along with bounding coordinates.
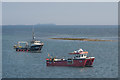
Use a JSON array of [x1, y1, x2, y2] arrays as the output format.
[[46, 49, 95, 67]]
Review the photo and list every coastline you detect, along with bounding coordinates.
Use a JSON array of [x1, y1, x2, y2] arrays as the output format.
[[49, 38, 115, 41]]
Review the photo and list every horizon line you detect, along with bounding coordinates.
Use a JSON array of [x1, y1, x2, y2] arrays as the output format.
[[1, 24, 118, 26]]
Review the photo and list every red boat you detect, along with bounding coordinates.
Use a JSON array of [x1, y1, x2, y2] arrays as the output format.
[[46, 49, 95, 67]]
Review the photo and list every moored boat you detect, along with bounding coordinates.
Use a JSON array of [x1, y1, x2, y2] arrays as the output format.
[[29, 27, 44, 52], [46, 49, 95, 67], [29, 40, 43, 52], [14, 26, 44, 52]]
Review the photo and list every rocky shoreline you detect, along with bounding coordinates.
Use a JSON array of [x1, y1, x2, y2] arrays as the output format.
[[49, 38, 115, 41]]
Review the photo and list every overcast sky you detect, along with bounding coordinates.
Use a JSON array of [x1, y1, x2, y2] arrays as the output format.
[[2, 2, 118, 25]]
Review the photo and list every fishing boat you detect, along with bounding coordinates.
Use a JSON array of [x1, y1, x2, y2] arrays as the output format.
[[14, 41, 29, 51], [46, 49, 95, 67], [29, 27, 44, 52], [14, 26, 44, 52]]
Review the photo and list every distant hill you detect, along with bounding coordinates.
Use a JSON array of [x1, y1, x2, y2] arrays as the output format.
[[36, 23, 56, 26]]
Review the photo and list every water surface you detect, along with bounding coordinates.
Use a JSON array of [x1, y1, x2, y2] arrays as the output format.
[[2, 25, 118, 78]]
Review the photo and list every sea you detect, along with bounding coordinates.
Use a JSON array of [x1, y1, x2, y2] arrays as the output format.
[[2, 25, 118, 78]]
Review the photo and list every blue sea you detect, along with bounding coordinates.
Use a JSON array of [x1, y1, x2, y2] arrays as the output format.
[[2, 25, 118, 78]]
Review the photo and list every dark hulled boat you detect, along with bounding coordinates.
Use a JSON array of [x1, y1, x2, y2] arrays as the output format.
[[29, 27, 44, 52], [14, 26, 44, 52], [29, 40, 43, 52]]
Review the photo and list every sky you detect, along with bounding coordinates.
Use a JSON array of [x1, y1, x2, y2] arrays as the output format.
[[0, 3, 1, 26], [1, 0, 119, 2], [2, 2, 118, 25]]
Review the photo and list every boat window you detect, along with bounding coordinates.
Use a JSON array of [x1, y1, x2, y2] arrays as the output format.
[[84, 54, 87, 56], [81, 54, 83, 57]]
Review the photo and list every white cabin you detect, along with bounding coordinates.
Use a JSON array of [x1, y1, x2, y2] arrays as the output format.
[[74, 53, 87, 59]]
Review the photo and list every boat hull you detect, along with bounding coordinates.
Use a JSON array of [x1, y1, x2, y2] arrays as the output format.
[[16, 48, 29, 51], [85, 58, 95, 66], [16, 45, 43, 52], [46, 58, 95, 67], [30, 45, 43, 51]]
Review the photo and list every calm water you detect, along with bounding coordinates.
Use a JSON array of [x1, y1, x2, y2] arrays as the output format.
[[2, 25, 118, 78]]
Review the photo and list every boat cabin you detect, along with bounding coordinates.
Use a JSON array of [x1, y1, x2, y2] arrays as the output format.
[[16, 41, 29, 48], [74, 53, 87, 59], [30, 40, 43, 46], [31, 40, 40, 43], [69, 48, 88, 59]]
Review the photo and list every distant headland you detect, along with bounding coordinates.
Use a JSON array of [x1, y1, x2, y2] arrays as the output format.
[[36, 23, 56, 25]]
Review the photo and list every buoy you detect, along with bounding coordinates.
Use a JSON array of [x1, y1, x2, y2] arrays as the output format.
[[17, 49, 19, 51], [26, 50, 28, 52], [20, 49, 22, 51], [23, 50, 24, 52]]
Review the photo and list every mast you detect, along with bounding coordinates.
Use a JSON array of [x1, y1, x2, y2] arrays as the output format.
[[32, 25, 35, 40]]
